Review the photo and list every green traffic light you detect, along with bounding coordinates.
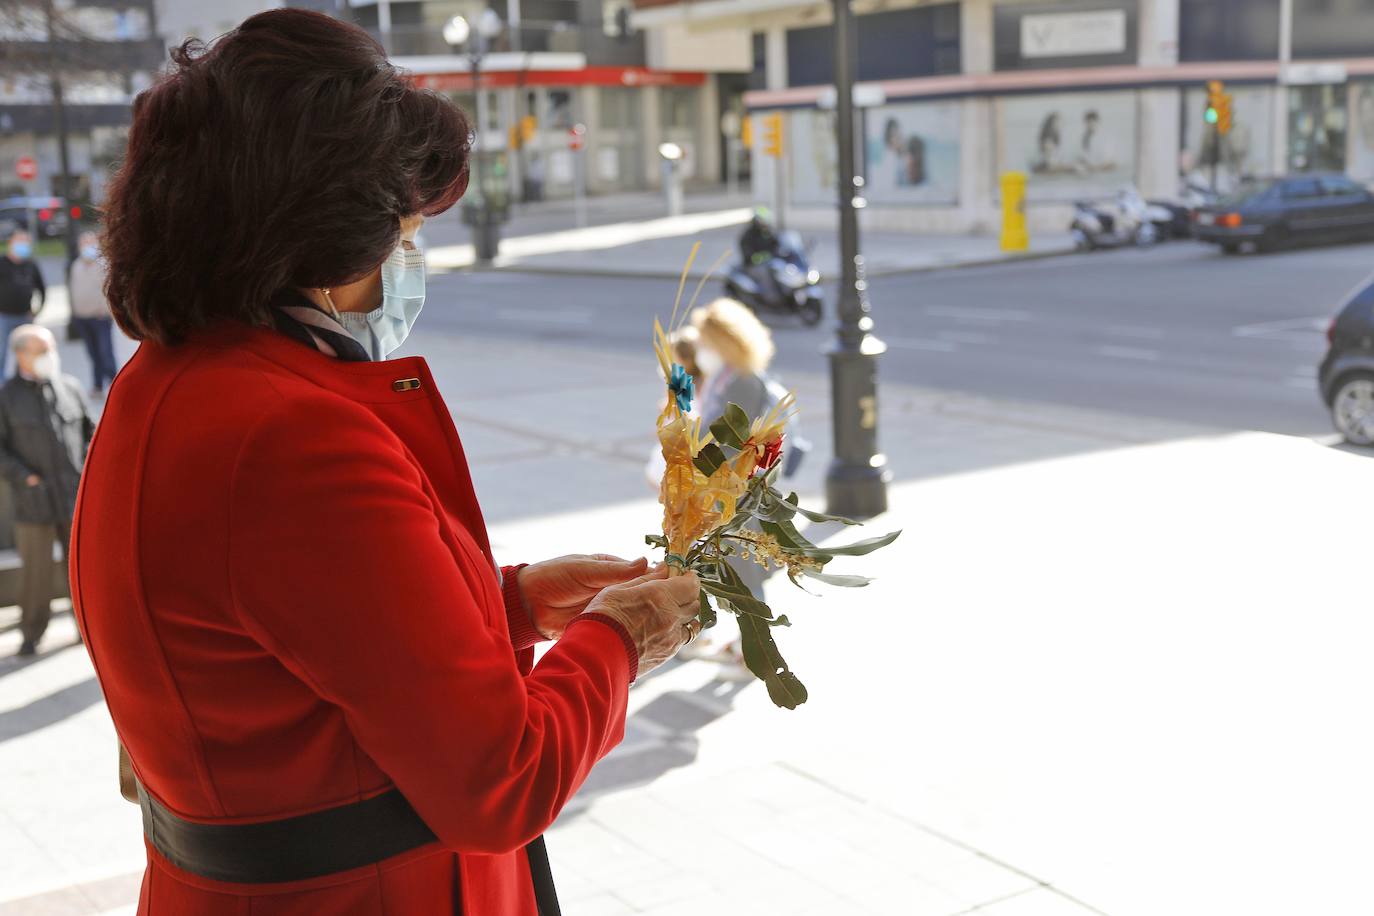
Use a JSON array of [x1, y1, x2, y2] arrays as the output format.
[[1204, 107, 1219, 124]]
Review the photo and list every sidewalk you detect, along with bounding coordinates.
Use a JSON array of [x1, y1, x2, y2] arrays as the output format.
[[420, 189, 1075, 280]]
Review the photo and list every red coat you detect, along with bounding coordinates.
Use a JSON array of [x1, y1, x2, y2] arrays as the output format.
[[70, 321, 632, 914]]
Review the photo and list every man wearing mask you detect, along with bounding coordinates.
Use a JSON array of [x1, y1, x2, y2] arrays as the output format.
[[68, 231, 118, 397], [0, 325, 93, 656], [0, 230, 46, 378]]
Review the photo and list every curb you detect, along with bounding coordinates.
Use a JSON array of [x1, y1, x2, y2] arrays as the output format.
[[430, 245, 1080, 282]]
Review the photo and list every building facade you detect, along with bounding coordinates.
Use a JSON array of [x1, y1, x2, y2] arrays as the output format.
[[632, 0, 1374, 232], [339, 0, 719, 200], [0, 1, 163, 203]]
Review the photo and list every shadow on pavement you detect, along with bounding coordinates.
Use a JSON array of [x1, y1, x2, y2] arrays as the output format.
[[0, 673, 102, 743], [0, 625, 84, 685], [559, 669, 750, 823], [1327, 441, 1374, 459]]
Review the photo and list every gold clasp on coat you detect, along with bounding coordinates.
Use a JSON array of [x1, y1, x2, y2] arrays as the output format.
[[392, 378, 422, 393]]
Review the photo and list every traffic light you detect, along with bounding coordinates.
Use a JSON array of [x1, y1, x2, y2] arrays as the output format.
[[1204, 80, 1233, 135], [763, 112, 784, 158], [1204, 80, 1222, 125]]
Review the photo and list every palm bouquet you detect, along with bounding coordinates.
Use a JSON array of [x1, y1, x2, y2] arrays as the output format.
[[646, 244, 900, 709]]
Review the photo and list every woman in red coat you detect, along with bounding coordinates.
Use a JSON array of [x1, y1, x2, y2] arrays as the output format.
[[70, 10, 701, 914]]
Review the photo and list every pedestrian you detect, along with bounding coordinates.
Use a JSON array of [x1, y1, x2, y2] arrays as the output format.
[[0, 325, 93, 656], [682, 297, 809, 674], [67, 230, 118, 397], [0, 229, 45, 378], [73, 11, 700, 915]]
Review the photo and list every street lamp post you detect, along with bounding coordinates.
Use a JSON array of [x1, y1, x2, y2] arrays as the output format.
[[824, 0, 889, 520], [445, 10, 506, 264]]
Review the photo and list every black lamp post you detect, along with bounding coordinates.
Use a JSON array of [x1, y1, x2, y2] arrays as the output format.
[[445, 10, 506, 264], [824, 0, 889, 520]]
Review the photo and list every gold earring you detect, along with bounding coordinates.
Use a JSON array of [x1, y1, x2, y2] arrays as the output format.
[[318, 287, 340, 319]]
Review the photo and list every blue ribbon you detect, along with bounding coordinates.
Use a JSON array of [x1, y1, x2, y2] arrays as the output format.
[[668, 363, 695, 413]]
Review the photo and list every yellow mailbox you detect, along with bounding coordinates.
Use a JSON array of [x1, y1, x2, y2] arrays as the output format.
[[1000, 171, 1028, 252]]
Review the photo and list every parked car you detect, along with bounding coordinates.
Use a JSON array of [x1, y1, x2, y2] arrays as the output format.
[[1318, 273, 1374, 446], [1193, 175, 1374, 254], [0, 196, 80, 240]]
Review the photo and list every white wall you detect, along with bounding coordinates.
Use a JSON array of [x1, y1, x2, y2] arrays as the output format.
[[645, 22, 751, 73]]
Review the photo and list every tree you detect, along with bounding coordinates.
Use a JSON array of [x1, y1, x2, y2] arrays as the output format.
[[0, 0, 161, 258]]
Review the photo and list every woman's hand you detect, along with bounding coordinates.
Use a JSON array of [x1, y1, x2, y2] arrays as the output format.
[[582, 566, 702, 677], [517, 554, 649, 639]]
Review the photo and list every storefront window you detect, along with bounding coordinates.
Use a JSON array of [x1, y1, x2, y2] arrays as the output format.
[[600, 88, 639, 129], [546, 90, 574, 130], [1350, 82, 1374, 182], [660, 87, 698, 131], [1287, 84, 1347, 173]]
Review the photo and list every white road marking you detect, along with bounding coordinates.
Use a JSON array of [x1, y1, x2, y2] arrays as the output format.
[[886, 337, 959, 352], [496, 307, 595, 324], [1232, 316, 1329, 341], [924, 305, 1032, 322], [1096, 345, 1160, 361]]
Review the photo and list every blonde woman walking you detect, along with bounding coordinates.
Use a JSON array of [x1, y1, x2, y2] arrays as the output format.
[[683, 299, 808, 672]]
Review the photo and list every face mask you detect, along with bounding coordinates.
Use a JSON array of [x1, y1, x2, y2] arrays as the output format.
[[9, 242, 31, 260], [81, 246, 99, 260], [340, 243, 426, 360], [30, 352, 56, 381], [695, 345, 724, 379]]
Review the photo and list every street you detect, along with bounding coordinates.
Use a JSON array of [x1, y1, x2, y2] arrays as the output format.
[[421, 238, 1361, 446]]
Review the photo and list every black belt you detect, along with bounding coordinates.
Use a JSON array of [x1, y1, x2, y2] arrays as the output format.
[[138, 784, 561, 914]]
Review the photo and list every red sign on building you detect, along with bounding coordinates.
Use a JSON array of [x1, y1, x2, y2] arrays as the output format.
[[15, 156, 37, 181]]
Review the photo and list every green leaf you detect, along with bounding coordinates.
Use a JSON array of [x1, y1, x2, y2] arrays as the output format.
[[692, 442, 727, 477], [769, 614, 792, 627], [700, 579, 775, 620], [708, 402, 752, 449], [644, 534, 668, 549], [698, 589, 717, 630], [802, 570, 874, 587], [758, 519, 820, 553], [737, 613, 808, 709], [701, 561, 777, 619], [818, 529, 902, 558], [762, 461, 781, 487], [785, 493, 862, 526], [750, 488, 800, 523]]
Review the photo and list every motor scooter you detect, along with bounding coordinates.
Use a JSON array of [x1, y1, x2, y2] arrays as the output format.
[[1070, 187, 1172, 250], [724, 230, 825, 326]]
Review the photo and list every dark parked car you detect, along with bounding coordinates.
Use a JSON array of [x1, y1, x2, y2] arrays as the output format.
[[0, 196, 80, 240], [1194, 175, 1374, 254], [1318, 274, 1374, 446]]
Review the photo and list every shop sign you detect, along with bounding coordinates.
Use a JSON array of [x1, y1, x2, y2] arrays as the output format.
[[1021, 10, 1127, 58]]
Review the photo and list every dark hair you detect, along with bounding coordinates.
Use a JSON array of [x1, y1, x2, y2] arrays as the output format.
[[102, 9, 470, 345]]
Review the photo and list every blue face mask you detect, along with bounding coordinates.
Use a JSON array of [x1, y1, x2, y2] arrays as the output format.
[[81, 246, 99, 260], [9, 242, 31, 260], [340, 243, 426, 360]]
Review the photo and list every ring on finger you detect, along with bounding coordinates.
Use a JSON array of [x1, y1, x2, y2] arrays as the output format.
[[681, 620, 700, 644]]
